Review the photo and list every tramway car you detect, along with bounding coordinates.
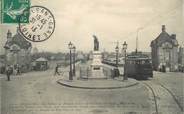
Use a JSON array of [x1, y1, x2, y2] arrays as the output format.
[[125, 52, 153, 80]]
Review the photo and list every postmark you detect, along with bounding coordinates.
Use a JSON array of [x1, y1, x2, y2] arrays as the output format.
[[1, 0, 30, 23], [19, 6, 55, 42]]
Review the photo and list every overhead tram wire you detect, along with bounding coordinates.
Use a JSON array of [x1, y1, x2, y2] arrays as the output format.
[[122, 4, 182, 42], [104, 4, 182, 50]]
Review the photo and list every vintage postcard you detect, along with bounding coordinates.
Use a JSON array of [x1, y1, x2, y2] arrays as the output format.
[[0, 0, 184, 114]]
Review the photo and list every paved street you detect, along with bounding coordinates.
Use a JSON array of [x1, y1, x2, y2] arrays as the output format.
[[154, 72, 184, 106], [0, 74, 2, 114], [141, 72, 184, 114], [0, 68, 184, 114], [152, 72, 184, 111]]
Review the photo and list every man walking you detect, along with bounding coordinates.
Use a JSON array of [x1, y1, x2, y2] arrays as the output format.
[[54, 64, 60, 76]]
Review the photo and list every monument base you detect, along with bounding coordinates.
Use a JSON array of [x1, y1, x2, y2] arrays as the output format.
[[89, 51, 106, 79]]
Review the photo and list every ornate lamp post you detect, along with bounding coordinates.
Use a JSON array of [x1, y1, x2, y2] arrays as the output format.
[[114, 45, 119, 78], [123, 41, 128, 80], [115, 45, 119, 67], [72, 45, 76, 77], [68, 42, 73, 80]]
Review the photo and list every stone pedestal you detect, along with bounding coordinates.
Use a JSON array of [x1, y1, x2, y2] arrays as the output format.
[[89, 51, 106, 79]]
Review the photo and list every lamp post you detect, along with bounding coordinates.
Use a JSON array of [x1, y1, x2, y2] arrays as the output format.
[[72, 45, 76, 77], [115, 45, 119, 67], [123, 41, 128, 80], [68, 41, 73, 80], [114, 45, 119, 78]]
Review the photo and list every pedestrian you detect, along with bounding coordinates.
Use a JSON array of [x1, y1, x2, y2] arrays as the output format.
[[162, 65, 166, 72], [181, 65, 184, 72], [54, 64, 60, 76], [6, 65, 13, 81], [16, 64, 21, 75]]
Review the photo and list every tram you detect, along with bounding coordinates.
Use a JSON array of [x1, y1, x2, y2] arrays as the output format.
[[125, 52, 153, 80]]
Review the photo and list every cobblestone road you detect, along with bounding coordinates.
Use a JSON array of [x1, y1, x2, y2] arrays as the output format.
[[0, 68, 183, 114], [1, 69, 150, 114], [143, 81, 182, 114]]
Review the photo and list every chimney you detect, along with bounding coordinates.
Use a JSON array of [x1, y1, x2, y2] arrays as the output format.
[[171, 34, 176, 39], [162, 25, 166, 32]]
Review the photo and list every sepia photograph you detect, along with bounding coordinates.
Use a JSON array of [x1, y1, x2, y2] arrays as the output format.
[[0, 0, 184, 114]]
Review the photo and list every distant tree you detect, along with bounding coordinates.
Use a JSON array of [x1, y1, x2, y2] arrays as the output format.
[[31, 52, 67, 61]]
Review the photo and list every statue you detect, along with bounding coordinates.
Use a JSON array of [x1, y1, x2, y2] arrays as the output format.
[[93, 35, 99, 51]]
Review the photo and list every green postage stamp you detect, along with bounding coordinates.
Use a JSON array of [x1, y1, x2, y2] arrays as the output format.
[[1, 0, 30, 23]]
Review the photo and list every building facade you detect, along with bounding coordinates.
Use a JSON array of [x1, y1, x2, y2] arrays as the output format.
[[4, 28, 32, 72], [150, 25, 179, 72]]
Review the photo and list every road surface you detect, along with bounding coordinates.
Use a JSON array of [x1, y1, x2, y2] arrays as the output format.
[[0, 68, 183, 114]]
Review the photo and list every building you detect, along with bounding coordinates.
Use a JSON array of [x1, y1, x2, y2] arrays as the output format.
[[150, 25, 179, 72], [4, 28, 32, 72], [33, 57, 49, 71], [178, 47, 184, 72]]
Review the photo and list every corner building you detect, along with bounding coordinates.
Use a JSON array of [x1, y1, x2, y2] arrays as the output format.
[[150, 25, 178, 72]]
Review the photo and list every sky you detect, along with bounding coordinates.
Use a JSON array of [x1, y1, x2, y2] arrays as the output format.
[[0, 0, 184, 54]]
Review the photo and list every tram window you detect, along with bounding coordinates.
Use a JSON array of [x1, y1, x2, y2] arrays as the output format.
[[132, 61, 136, 64], [127, 61, 135, 64], [130, 61, 133, 64], [145, 60, 150, 64], [129, 61, 132, 64], [136, 61, 141, 64], [141, 61, 145, 64]]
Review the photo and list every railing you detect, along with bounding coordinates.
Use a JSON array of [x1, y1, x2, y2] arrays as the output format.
[[79, 67, 91, 79], [102, 60, 124, 67]]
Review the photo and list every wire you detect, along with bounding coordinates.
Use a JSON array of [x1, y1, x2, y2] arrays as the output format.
[[122, 4, 182, 41]]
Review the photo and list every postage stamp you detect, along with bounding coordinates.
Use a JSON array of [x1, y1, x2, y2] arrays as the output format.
[[19, 6, 55, 42], [1, 0, 30, 23]]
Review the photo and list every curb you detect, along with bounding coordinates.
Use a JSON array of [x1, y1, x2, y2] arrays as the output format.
[[57, 79, 139, 89]]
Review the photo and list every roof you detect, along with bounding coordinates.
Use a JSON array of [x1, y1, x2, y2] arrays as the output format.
[[127, 52, 150, 60], [150, 25, 179, 47], [151, 30, 178, 47], [4, 30, 32, 49], [35, 57, 48, 62]]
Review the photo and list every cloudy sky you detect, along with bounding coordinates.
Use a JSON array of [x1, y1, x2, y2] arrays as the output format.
[[0, 0, 183, 54]]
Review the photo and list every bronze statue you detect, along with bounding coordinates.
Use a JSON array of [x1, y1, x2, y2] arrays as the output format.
[[93, 35, 99, 51]]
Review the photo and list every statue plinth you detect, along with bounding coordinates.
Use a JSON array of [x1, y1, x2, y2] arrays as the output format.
[[89, 51, 106, 79]]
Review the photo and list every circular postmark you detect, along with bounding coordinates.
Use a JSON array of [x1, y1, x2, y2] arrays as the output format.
[[19, 6, 55, 42]]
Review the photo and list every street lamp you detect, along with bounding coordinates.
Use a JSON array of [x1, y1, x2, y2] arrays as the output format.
[[115, 45, 119, 67], [68, 41, 73, 80], [114, 45, 119, 78], [123, 41, 128, 80], [72, 45, 76, 77]]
